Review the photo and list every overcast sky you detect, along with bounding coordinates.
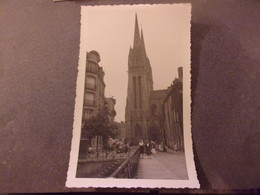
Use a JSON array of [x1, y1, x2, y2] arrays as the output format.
[[81, 4, 191, 122]]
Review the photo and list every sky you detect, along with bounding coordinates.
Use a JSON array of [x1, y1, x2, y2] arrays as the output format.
[[81, 4, 191, 122]]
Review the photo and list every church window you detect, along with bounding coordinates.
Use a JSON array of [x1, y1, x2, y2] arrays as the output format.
[[138, 76, 142, 108], [133, 76, 137, 109]]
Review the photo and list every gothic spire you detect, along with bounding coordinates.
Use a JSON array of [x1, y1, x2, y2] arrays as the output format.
[[133, 13, 140, 49], [140, 27, 147, 56]]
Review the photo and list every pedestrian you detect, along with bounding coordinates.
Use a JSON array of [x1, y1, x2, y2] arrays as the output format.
[[151, 145, 156, 158], [139, 139, 144, 158], [88, 146, 93, 158], [163, 143, 167, 152], [174, 144, 178, 151], [159, 143, 163, 151], [145, 141, 152, 158]]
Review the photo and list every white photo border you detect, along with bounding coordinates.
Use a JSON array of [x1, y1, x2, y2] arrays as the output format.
[[66, 4, 199, 188]]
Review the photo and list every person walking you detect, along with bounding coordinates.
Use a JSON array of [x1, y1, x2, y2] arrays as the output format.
[[88, 146, 93, 159], [145, 141, 152, 158], [139, 139, 145, 158], [151, 141, 157, 158], [163, 142, 167, 152], [151, 146, 156, 158]]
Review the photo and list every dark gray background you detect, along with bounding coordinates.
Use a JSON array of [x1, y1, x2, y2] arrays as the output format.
[[0, 0, 259, 193]]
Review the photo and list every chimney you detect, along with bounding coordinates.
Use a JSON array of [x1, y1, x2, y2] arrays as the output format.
[[178, 67, 183, 79]]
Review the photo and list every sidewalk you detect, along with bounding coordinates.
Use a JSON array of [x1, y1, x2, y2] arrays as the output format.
[[164, 147, 175, 154], [137, 151, 188, 180]]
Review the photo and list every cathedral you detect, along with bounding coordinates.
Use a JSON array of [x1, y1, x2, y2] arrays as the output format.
[[125, 15, 184, 149], [125, 15, 168, 145]]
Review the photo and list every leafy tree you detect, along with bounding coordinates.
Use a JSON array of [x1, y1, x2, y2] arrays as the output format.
[[81, 106, 119, 149], [109, 121, 121, 139]]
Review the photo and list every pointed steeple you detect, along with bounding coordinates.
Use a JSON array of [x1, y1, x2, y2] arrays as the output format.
[[133, 13, 140, 49], [129, 46, 132, 56], [140, 28, 147, 56]]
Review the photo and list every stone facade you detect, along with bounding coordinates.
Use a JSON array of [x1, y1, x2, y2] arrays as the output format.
[[148, 90, 167, 142], [162, 67, 184, 150], [82, 51, 105, 122], [79, 51, 116, 156]]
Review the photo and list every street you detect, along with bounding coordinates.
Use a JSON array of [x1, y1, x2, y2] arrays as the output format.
[[137, 151, 188, 180]]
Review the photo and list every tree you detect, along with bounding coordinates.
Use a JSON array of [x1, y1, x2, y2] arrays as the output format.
[[109, 121, 121, 139], [81, 106, 119, 149]]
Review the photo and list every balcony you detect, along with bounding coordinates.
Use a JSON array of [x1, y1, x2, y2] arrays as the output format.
[[86, 63, 99, 74]]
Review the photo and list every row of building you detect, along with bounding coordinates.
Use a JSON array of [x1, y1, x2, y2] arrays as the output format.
[[162, 69, 183, 150], [78, 51, 124, 157]]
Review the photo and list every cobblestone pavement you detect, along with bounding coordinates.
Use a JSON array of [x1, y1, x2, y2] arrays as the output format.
[[137, 151, 188, 179]]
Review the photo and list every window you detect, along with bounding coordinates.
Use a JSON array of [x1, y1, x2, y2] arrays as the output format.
[[133, 76, 137, 109], [138, 76, 142, 108], [84, 109, 93, 119], [85, 92, 95, 106], [86, 76, 96, 89]]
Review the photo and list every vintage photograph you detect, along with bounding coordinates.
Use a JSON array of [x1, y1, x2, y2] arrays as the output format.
[[67, 4, 199, 188]]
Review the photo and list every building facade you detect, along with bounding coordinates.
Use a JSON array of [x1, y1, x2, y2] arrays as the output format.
[[148, 90, 167, 142], [82, 51, 105, 121], [79, 51, 116, 157], [162, 67, 184, 151]]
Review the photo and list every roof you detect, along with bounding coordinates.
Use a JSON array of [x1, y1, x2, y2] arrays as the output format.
[[149, 89, 168, 99]]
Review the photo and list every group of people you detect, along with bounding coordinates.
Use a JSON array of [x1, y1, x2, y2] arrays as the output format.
[[85, 139, 130, 159], [138, 139, 157, 158]]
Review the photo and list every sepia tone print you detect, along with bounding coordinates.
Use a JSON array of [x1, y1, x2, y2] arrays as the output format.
[[67, 4, 199, 188]]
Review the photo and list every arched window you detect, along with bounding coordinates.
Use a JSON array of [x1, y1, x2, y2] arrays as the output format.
[[86, 76, 96, 90], [138, 76, 142, 108], [133, 76, 137, 109]]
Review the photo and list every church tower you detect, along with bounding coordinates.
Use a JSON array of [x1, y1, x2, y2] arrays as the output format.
[[125, 14, 153, 145]]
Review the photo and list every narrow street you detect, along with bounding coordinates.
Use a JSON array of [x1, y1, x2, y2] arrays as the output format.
[[137, 151, 188, 180]]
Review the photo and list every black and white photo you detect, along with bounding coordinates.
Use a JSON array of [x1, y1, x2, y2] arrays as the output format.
[[66, 4, 198, 188]]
